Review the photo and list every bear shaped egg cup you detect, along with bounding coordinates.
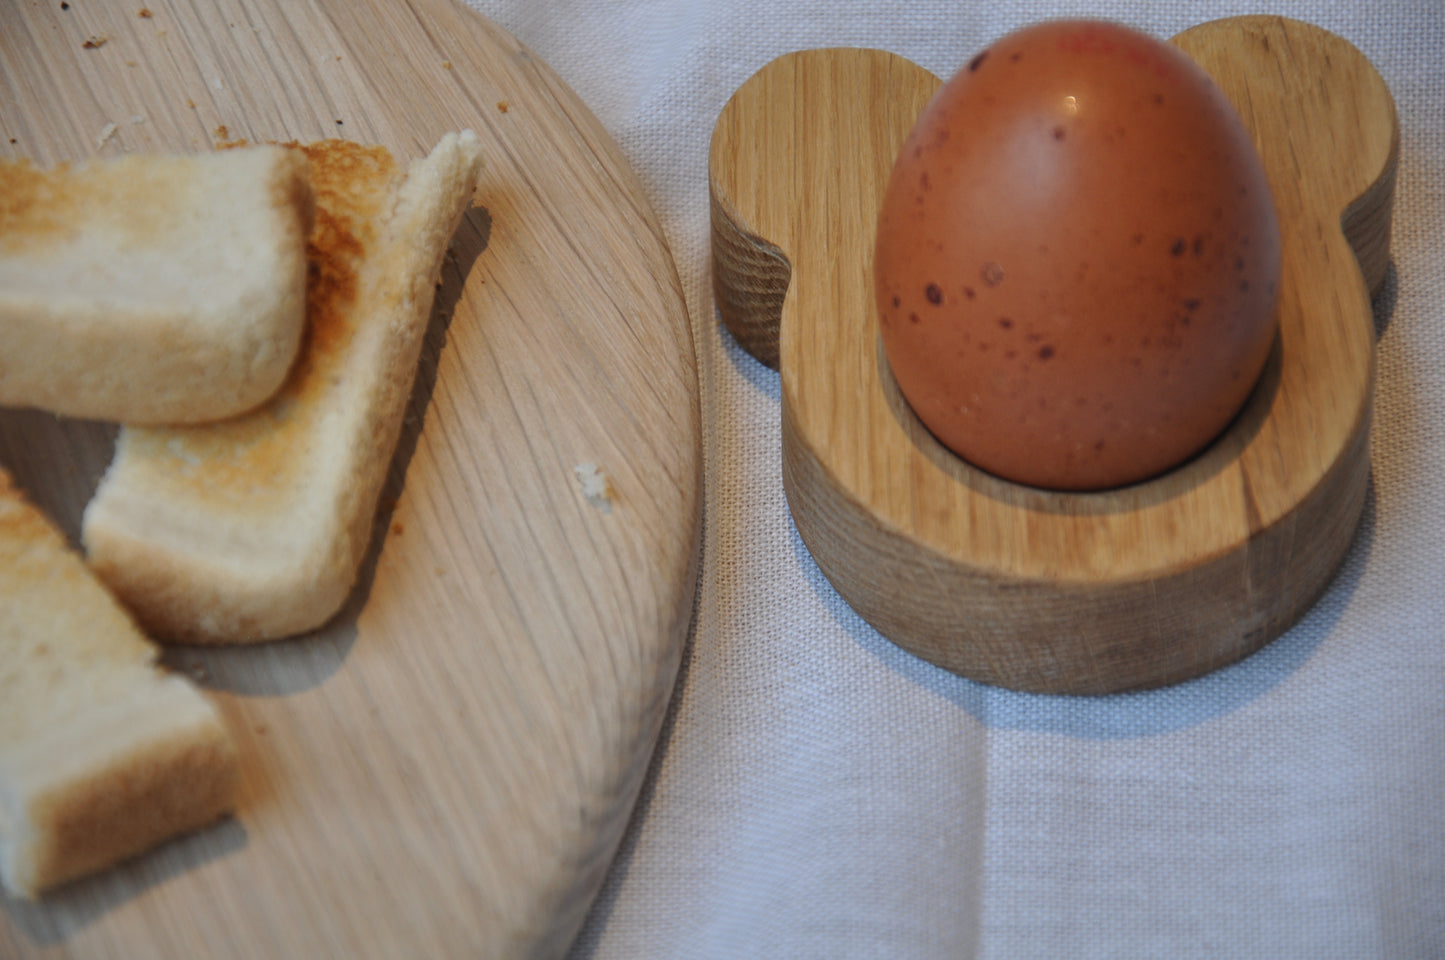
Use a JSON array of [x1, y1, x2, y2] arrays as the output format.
[[708, 16, 1397, 695]]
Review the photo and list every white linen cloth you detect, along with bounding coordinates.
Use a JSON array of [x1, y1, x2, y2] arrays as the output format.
[[466, 1, 1445, 956]]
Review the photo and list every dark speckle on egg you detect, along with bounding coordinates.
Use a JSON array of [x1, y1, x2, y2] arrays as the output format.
[[925, 283, 943, 304]]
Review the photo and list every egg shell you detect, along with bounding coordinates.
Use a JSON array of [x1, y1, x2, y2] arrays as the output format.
[[874, 19, 1281, 491]]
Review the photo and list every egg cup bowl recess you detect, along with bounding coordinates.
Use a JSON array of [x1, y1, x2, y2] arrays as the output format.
[[708, 16, 1398, 695]]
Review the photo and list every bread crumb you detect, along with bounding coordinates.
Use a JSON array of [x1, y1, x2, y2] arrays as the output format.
[[496, 101, 509, 113], [82, 35, 108, 49], [214, 124, 229, 139], [138, 7, 152, 16], [96, 121, 119, 147], [390, 521, 404, 536], [441, 60, 452, 69], [574, 463, 614, 513]]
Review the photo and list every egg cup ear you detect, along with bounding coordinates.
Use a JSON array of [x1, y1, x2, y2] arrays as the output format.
[[708, 18, 1396, 695]]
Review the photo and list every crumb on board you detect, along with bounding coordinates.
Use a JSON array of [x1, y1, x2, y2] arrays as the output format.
[[96, 121, 119, 147], [214, 123, 229, 139], [60, 1, 70, 9], [138, 7, 152, 16], [441, 60, 452, 69], [496, 101, 509, 113], [574, 462, 614, 513], [186, 98, 196, 108], [82, 35, 108, 49], [129, 114, 146, 125]]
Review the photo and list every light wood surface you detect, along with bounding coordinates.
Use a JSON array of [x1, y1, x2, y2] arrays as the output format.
[[0, 0, 700, 956], [709, 17, 1396, 694]]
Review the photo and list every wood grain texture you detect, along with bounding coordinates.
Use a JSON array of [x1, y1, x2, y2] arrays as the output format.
[[709, 17, 1395, 694], [0, 0, 700, 957]]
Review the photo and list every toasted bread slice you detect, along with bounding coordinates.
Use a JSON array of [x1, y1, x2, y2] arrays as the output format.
[[0, 145, 314, 424], [0, 470, 238, 898], [81, 132, 484, 643]]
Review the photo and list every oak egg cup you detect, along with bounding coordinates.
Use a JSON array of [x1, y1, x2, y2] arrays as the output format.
[[709, 16, 1397, 694]]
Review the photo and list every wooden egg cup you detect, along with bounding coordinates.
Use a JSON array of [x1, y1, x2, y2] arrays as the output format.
[[708, 16, 1398, 695]]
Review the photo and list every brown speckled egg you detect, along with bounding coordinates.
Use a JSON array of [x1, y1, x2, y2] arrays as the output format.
[[875, 19, 1281, 491]]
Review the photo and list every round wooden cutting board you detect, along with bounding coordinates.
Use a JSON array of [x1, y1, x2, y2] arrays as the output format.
[[0, 1, 701, 957]]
